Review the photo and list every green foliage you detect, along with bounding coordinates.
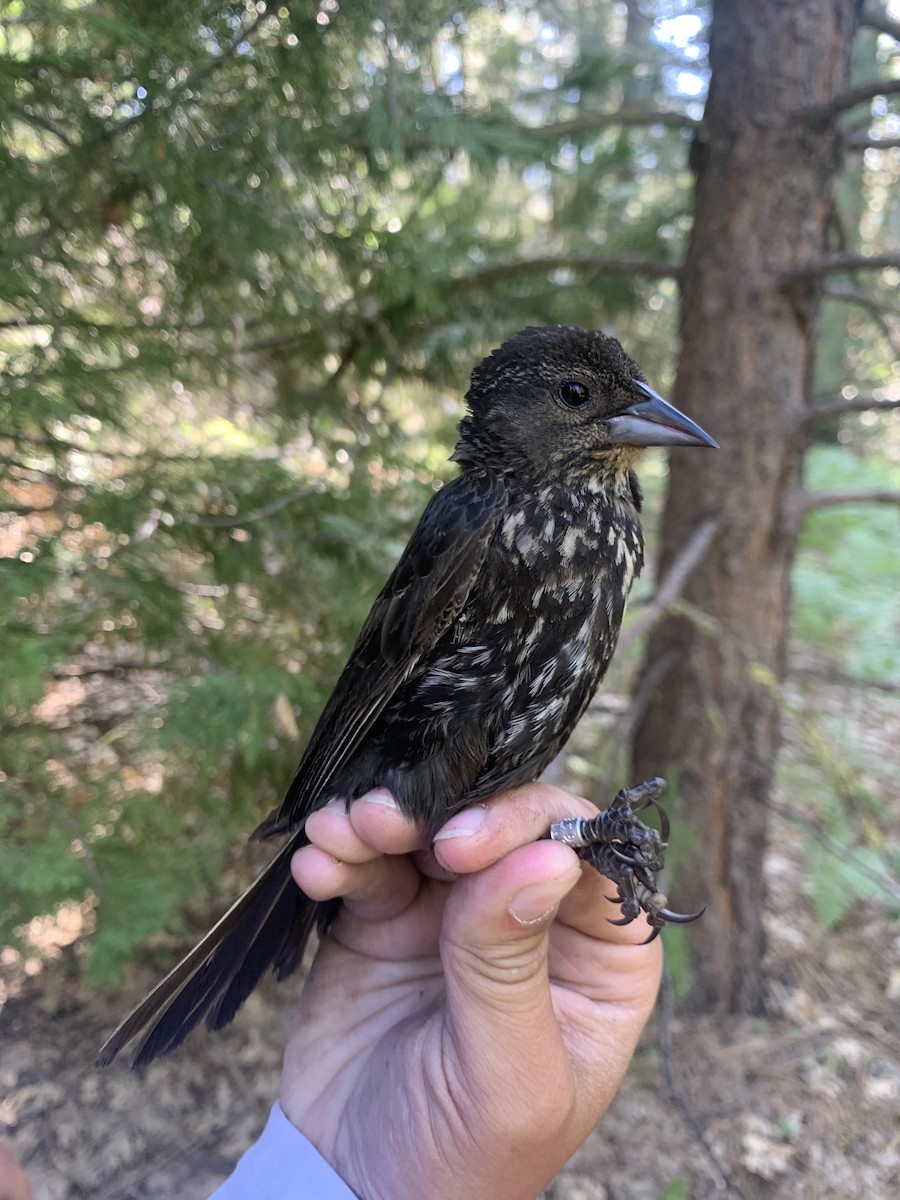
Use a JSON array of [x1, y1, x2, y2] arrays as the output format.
[[661, 927, 693, 1001], [85, 829, 218, 985], [778, 716, 898, 932], [660, 1177, 689, 1200], [808, 839, 891, 929], [794, 445, 900, 681]]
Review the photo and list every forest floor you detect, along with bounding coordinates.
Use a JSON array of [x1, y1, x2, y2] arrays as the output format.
[[2, 664, 898, 1200]]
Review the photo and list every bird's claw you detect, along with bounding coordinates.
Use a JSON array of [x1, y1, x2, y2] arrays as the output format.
[[548, 778, 703, 936]]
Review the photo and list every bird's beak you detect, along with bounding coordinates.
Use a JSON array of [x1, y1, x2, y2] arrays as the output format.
[[605, 381, 719, 449]]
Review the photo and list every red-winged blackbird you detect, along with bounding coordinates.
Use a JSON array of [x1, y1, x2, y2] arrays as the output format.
[[98, 325, 716, 1067]]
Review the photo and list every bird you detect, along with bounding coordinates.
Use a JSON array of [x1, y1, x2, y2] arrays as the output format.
[[97, 324, 717, 1068]]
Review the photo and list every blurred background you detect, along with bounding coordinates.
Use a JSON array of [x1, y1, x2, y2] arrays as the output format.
[[0, 1, 898, 1197]]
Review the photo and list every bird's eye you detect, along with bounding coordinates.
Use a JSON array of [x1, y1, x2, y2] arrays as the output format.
[[558, 380, 590, 408]]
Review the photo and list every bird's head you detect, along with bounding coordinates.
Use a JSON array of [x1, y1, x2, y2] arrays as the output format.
[[453, 325, 717, 483]]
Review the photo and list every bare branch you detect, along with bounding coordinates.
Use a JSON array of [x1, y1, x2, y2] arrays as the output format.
[[772, 802, 900, 904], [617, 519, 720, 657], [452, 254, 682, 293], [806, 76, 900, 120], [861, 5, 900, 42], [782, 252, 900, 282], [844, 132, 900, 150], [795, 488, 900, 515], [799, 394, 900, 426], [790, 662, 900, 694], [626, 647, 679, 745], [823, 281, 900, 318], [658, 972, 748, 1200], [822, 282, 900, 357]]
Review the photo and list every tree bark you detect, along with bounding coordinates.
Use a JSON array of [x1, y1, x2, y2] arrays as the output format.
[[631, 0, 861, 1011]]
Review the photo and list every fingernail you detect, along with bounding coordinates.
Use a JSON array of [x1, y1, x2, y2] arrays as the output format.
[[509, 870, 580, 925], [360, 788, 398, 809], [433, 805, 487, 841], [323, 797, 347, 812]]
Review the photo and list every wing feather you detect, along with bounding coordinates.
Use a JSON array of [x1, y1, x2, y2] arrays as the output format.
[[98, 471, 507, 1066], [256, 470, 507, 836]]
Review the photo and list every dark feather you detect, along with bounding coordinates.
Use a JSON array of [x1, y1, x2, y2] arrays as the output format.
[[96, 836, 309, 1067], [254, 470, 507, 837]]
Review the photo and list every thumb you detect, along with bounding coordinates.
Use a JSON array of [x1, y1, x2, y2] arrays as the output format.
[[439, 840, 581, 1099]]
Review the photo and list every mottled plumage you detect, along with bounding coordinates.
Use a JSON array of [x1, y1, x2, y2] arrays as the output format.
[[98, 325, 715, 1067]]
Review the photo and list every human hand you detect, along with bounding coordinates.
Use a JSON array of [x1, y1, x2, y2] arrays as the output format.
[[0, 1145, 33, 1200], [283, 783, 663, 1200]]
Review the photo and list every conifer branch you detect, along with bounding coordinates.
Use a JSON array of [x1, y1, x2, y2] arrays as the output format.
[[53, 662, 164, 680], [111, 7, 275, 135], [333, 107, 697, 156], [452, 254, 682, 292], [11, 104, 77, 148], [183, 486, 319, 528], [1, 501, 59, 516], [0, 431, 286, 467], [536, 109, 699, 137], [240, 252, 682, 375]]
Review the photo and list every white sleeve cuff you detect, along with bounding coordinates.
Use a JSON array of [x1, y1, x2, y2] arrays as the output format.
[[209, 1101, 358, 1199]]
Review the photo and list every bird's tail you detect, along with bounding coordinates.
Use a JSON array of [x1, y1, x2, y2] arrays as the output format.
[[96, 833, 319, 1068]]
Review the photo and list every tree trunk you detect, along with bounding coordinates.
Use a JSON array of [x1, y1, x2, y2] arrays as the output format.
[[632, 0, 860, 1011]]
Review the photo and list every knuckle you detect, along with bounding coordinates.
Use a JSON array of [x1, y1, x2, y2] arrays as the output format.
[[446, 933, 548, 999]]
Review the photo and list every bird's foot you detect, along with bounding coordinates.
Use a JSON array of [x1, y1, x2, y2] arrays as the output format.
[[549, 778, 703, 943]]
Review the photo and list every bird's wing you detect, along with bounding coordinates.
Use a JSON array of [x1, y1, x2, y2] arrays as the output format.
[[97, 471, 507, 1067], [258, 469, 508, 835]]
